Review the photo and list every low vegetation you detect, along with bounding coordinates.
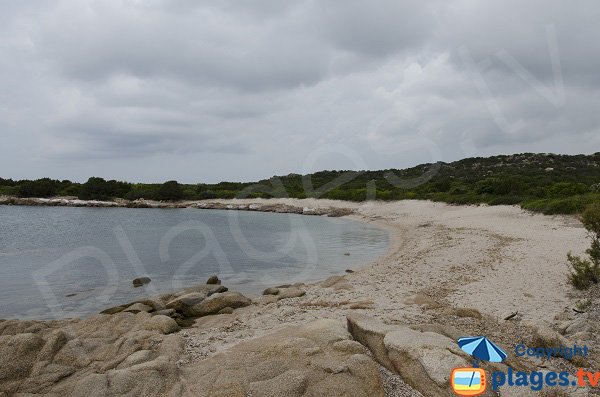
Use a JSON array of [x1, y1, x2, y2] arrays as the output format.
[[568, 204, 600, 289], [1, 152, 599, 214]]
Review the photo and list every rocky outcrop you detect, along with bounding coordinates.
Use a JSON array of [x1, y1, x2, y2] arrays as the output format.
[[347, 314, 470, 397], [0, 312, 185, 396], [182, 319, 385, 397], [102, 284, 235, 321]]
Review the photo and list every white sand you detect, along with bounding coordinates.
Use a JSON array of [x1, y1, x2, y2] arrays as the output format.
[[179, 199, 588, 363]]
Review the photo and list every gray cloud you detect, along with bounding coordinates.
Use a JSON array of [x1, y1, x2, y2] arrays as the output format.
[[0, 0, 599, 183]]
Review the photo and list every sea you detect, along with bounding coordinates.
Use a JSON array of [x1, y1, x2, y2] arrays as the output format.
[[0, 206, 389, 319]]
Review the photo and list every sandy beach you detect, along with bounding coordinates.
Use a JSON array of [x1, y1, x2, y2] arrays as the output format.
[[0, 199, 595, 397]]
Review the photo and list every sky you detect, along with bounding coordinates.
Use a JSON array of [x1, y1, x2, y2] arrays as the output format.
[[1, 0, 599, 183]]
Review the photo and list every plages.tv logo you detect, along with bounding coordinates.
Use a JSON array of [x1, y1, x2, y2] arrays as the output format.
[[450, 336, 508, 396]]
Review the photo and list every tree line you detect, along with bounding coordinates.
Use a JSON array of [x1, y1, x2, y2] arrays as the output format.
[[1, 152, 599, 214]]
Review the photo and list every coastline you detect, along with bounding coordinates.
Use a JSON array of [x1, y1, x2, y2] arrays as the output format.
[[0, 195, 355, 217], [1, 198, 596, 396]]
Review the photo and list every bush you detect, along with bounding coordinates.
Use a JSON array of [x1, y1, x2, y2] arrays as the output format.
[[156, 180, 183, 201], [568, 204, 600, 290]]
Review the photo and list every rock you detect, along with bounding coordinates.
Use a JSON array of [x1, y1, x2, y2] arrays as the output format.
[[248, 369, 308, 397], [320, 275, 346, 288], [183, 319, 385, 397], [217, 307, 234, 315], [262, 287, 280, 296], [123, 303, 153, 313], [117, 350, 154, 369], [384, 328, 468, 395], [0, 311, 187, 397], [564, 317, 591, 336], [166, 292, 207, 315], [38, 330, 70, 362], [332, 340, 369, 355], [191, 292, 251, 317], [100, 305, 128, 315], [132, 277, 151, 288], [0, 333, 45, 383], [144, 315, 180, 335], [180, 284, 227, 296], [347, 314, 469, 397], [206, 275, 221, 285], [527, 320, 569, 349], [347, 314, 396, 371], [276, 287, 305, 301], [345, 269, 354, 273], [152, 309, 178, 318]]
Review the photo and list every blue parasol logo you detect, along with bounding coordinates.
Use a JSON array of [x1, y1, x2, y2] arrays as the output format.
[[458, 336, 507, 364]]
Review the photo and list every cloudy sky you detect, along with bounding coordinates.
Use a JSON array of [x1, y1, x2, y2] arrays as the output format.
[[1, 1, 599, 183]]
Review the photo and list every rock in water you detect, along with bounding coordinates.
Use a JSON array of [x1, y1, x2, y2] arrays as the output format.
[[206, 275, 221, 285], [262, 287, 280, 296], [132, 277, 151, 288]]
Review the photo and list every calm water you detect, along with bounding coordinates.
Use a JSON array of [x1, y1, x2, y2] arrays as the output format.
[[0, 206, 388, 319]]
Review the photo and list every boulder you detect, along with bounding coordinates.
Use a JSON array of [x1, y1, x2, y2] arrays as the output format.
[[180, 284, 227, 296], [191, 292, 251, 317], [123, 303, 153, 313], [206, 275, 221, 285], [132, 277, 151, 288], [100, 305, 128, 315], [144, 315, 180, 335], [276, 287, 305, 301], [384, 328, 468, 396], [166, 293, 207, 316], [217, 307, 234, 315], [347, 314, 469, 397], [262, 287, 280, 296], [152, 309, 178, 318]]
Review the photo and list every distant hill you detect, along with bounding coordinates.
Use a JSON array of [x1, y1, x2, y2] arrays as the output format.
[[2, 152, 599, 214]]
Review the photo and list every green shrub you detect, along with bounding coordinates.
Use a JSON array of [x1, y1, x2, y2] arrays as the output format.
[[568, 204, 600, 289]]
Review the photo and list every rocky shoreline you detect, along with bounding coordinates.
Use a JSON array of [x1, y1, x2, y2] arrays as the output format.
[[0, 196, 354, 217]]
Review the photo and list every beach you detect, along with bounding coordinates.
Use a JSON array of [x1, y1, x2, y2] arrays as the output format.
[[0, 199, 594, 397]]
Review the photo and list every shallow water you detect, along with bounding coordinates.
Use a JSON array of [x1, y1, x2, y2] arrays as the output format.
[[0, 206, 388, 319]]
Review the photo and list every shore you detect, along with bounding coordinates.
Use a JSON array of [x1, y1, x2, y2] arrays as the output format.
[[0, 198, 596, 397], [0, 195, 355, 217]]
